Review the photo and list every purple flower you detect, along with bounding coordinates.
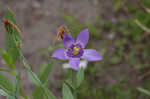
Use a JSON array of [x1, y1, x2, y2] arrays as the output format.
[[51, 29, 102, 71]]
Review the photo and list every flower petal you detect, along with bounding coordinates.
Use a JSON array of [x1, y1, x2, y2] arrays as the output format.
[[76, 29, 89, 48], [69, 58, 80, 71], [81, 49, 102, 61], [63, 33, 74, 48], [51, 48, 68, 60]]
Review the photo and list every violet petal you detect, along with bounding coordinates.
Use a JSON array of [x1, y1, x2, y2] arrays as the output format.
[[69, 58, 80, 71], [51, 48, 68, 60], [81, 49, 102, 61], [76, 29, 89, 48], [63, 33, 74, 48]]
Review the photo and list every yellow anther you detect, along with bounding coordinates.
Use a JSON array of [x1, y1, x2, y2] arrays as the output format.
[[73, 46, 80, 55], [74, 47, 80, 52]]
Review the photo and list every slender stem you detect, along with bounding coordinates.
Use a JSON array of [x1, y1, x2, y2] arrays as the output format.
[[19, 83, 28, 99], [12, 36, 55, 99], [15, 55, 23, 99], [19, 51, 53, 99]]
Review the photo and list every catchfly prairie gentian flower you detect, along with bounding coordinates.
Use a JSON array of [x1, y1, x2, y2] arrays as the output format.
[[51, 29, 102, 71]]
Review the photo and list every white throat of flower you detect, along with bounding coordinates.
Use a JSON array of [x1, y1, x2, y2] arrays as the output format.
[[62, 60, 88, 69]]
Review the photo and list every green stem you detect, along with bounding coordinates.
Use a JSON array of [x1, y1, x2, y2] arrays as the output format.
[[14, 55, 23, 99], [19, 83, 28, 99], [19, 51, 54, 99], [12, 35, 56, 99]]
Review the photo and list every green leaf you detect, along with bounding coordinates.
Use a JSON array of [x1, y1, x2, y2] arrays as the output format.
[[32, 88, 46, 99], [27, 67, 56, 99], [75, 68, 84, 88], [63, 83, 74, 99], [6, 95, 16, 99], [37, 63, 48, 77], [44, 88, 57, 99], [38, 62, 53, 83], [0, 89, 15, 99], [4, 8, 21, 63], [137, 87, 150, 96], [0, 48, 15, 70], [0, 89, 9, 96], [20, 54, 56, 99], [0, 73, 13, 96], [65, 68, 84, 90], [32, 63, 54, 99], [27, 71, 42, 87]]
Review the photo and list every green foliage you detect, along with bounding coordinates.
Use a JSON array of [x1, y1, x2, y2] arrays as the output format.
[[0, 73, 13, 96], [0, 0, 150, 98], [38, 63, 53, 84], [4, 8, 21, 64], [61, 0, 150, 99], [65, 68, 84, 91], [137, 87, 150, 97], [28, 71, 42, 87], [32, 63, 54, 99], [0, 48, 15, 70], [1, 8, 57, 99], [2, 9, 21, 99], [0, 89, 9, 96], [75, 68, 84, 89], [20, 49, 56, 99], [63, 83, 74, 99]]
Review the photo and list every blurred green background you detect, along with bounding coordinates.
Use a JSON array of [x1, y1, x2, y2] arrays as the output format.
[[1, 0, 150, 99]]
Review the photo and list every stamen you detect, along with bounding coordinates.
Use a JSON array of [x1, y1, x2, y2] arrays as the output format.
[[73, 46, 80, 55], [74, 46, 80, 52]]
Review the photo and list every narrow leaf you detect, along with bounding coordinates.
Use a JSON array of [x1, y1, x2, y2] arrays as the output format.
[[32, 63, 54, 99], [0, 49, 15, 70], [75, 68, 84, 88], [21, 55, 56, 99], [0, 73, 13, 92], [0, 89, 9, 96], [4, 8, 21, 63], [38, 62, 53, 83], [63, 83, 74, 99], [27, 71, 41, 87], [137, 87, 150, 96]]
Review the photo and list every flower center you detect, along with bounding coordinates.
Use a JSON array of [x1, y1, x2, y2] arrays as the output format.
[[73, 46, 80, 55], [66, 43, 84, 58]]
